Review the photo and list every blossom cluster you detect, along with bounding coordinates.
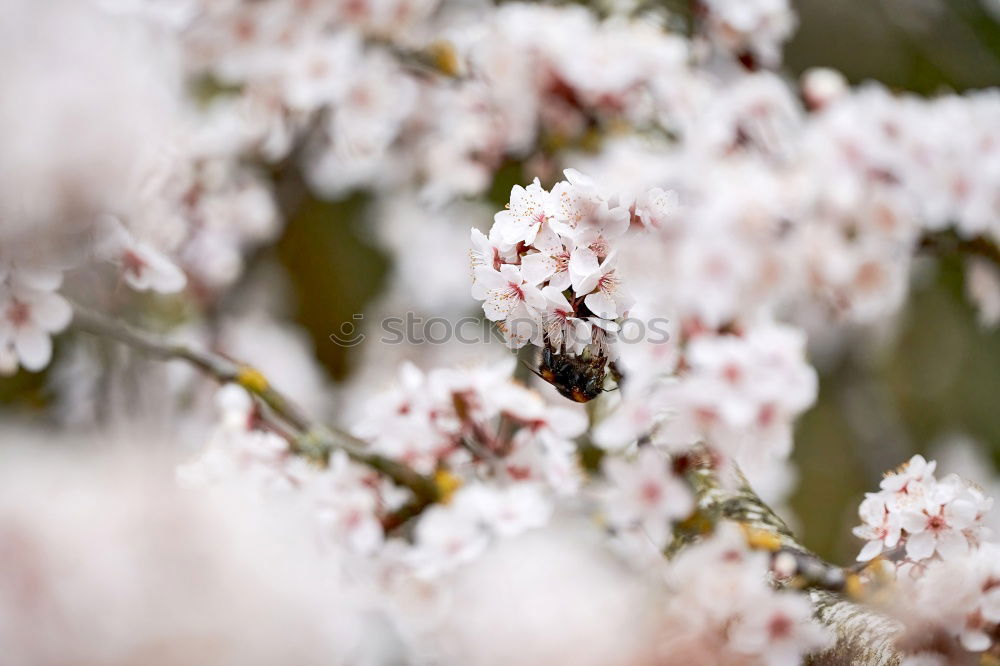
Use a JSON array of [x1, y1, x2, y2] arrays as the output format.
[[854, 455, 999, 662], [595, 321, 817, 470], [0, 216, 188, 375], [892, 542, 1000, 660], [180, 383, 396, 555], [5, 0, 1000, 663], [476, 170, 820, 486], [587, 76, 1000, 332], [0, 0, 269, 375], [599, 446, 693, 552], [659, 524, 832, 665], [351, 360, 586, 489], [472, 170, 660, 352], [182, 360, 586, 560], [7, 0, 1000, 388], [853, 454, 992, 564], [178, 366, 837, 664]]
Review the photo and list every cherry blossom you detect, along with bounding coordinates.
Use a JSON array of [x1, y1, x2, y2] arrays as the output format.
[[632, 187, 681, 233], [407, 483, 552, 578], [700, 0, 797, 67], [591, 383, 671, 451], [569, 249, 635, 320], [599, 447, 693, 549], [899, 483, 979, 561], [728, 592, 832, 666], [538, 286, 591, 355], [567, 201, 630, 261], [472, 264, 545, 348], [853, 493, 903, 562], [520, 224, 573, 291], [349, 360, 587, 498], [281, 32, 361, 113], [178, 384, 302, 493], [310, 451, 385, 555], [548, 173, 630, 251], [661, 524, 833, 664], [0, 267, 72, 374], [492, 178, 553, 246], [881, 454, 937, 494], [8, 1, 1000, 664], [351, 363, 453, 474], [890, 542, 1000, 659], [648, 323, 817, 461], [470, 227, 508, 276], [853, 455, 993, 565], [98, 219, 187, 294]]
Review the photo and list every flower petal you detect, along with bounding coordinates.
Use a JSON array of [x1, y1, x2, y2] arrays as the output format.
[[904, 530, 936, 561], [521, 252, 556, 286], [934, 529, 968, 560], [14, 327, 52, 372], [857, 539, 884, 562], [945, 499, 977, 529], [31, 292, 72, 333], [585, 291, 618, 319], [959, 629, 991, 653], [569, 247, 600, 294], [899, 511, 928, 534], [483, 287, 521, 322]]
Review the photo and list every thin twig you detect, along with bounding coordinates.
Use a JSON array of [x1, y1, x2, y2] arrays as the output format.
[[71, 304, 440, 507]]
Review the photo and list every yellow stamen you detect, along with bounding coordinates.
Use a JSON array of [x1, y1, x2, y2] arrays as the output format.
[[434, 469, 462, 504]]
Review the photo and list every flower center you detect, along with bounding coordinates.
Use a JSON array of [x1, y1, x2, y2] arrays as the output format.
[[598, 271, 619, 293], [6, 300, 30, 328], [927, 514, 946, 532], [122, 250, 147, 278], [640, 480, 662, 505], [589, 237, 609, 258], [722, 363, 742, 384], [767, 613, 793, 640]]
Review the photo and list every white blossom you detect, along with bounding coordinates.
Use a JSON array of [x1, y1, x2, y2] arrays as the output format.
[[854, 455, 993, 564], [599, 447, 693, 549], [98, 218, 187, 294], [0, 266, 72, 374], [472, 264, 545, 348], [492, 179, 554, 246]]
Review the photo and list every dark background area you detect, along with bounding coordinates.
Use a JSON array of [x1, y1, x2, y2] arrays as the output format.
[[785, 0, 1000, 561]]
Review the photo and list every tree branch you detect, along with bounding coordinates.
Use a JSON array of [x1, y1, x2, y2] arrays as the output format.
[[919, 229, 1000, 268], [674, 450, 904, 666], [71, 305, 441, 507], [74, 306, 909, 661]]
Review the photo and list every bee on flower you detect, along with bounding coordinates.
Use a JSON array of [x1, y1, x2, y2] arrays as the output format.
[[470, 171, 651, 402]]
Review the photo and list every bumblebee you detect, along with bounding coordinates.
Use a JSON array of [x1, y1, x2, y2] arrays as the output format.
[[537, 346, 609, 403]]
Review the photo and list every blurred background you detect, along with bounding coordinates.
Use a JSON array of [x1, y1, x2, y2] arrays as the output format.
[[787, 0, 1000, 561], [1, 0, 999, 564]]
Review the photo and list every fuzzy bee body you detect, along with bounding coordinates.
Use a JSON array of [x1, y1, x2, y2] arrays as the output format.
[[538, 346, 608, 403]]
